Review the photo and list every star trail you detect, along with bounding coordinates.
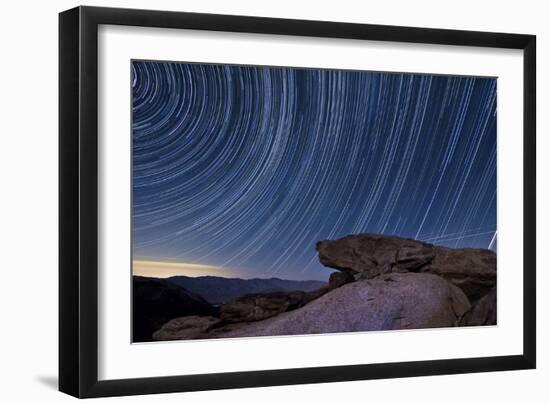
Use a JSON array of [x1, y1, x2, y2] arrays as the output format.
[[132, 61, 497, 281]]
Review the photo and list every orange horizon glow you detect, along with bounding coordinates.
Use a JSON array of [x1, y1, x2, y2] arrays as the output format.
[[132, 259, 246, 279]]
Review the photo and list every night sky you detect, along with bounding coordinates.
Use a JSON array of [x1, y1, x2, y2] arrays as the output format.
[[132, 61, 497, 281]]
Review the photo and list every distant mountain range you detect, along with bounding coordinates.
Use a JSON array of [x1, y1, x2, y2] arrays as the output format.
[[168, 275, 326, 305]]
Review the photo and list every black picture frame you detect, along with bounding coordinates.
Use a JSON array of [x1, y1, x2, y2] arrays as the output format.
[[59, 5, 536, 398]]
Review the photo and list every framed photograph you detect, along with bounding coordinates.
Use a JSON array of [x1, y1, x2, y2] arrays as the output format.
[[59, 6, 536, 398]]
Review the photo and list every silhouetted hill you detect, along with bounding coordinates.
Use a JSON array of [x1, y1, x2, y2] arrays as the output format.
[[168, 275, 326, 305], [132, 276, 216, 342]]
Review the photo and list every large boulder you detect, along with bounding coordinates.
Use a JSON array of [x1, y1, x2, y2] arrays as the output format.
[[211, 273, 471, 338], [132, 276, 217, 342], [153, 316, 221, 341], [316, 234, 435, 279], [459, 287, 497, 326], [316, 234, 496, 301], [425, 247, 496, 302]]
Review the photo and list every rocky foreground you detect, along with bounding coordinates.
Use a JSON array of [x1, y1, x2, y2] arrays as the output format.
[[146, 234, 497, 341]]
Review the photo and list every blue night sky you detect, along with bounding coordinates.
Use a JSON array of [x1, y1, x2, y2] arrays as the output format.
[[131, 61, 496, 281]]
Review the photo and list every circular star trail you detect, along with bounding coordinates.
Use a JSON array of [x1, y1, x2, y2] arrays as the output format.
[[132, 61, 496, 281]]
